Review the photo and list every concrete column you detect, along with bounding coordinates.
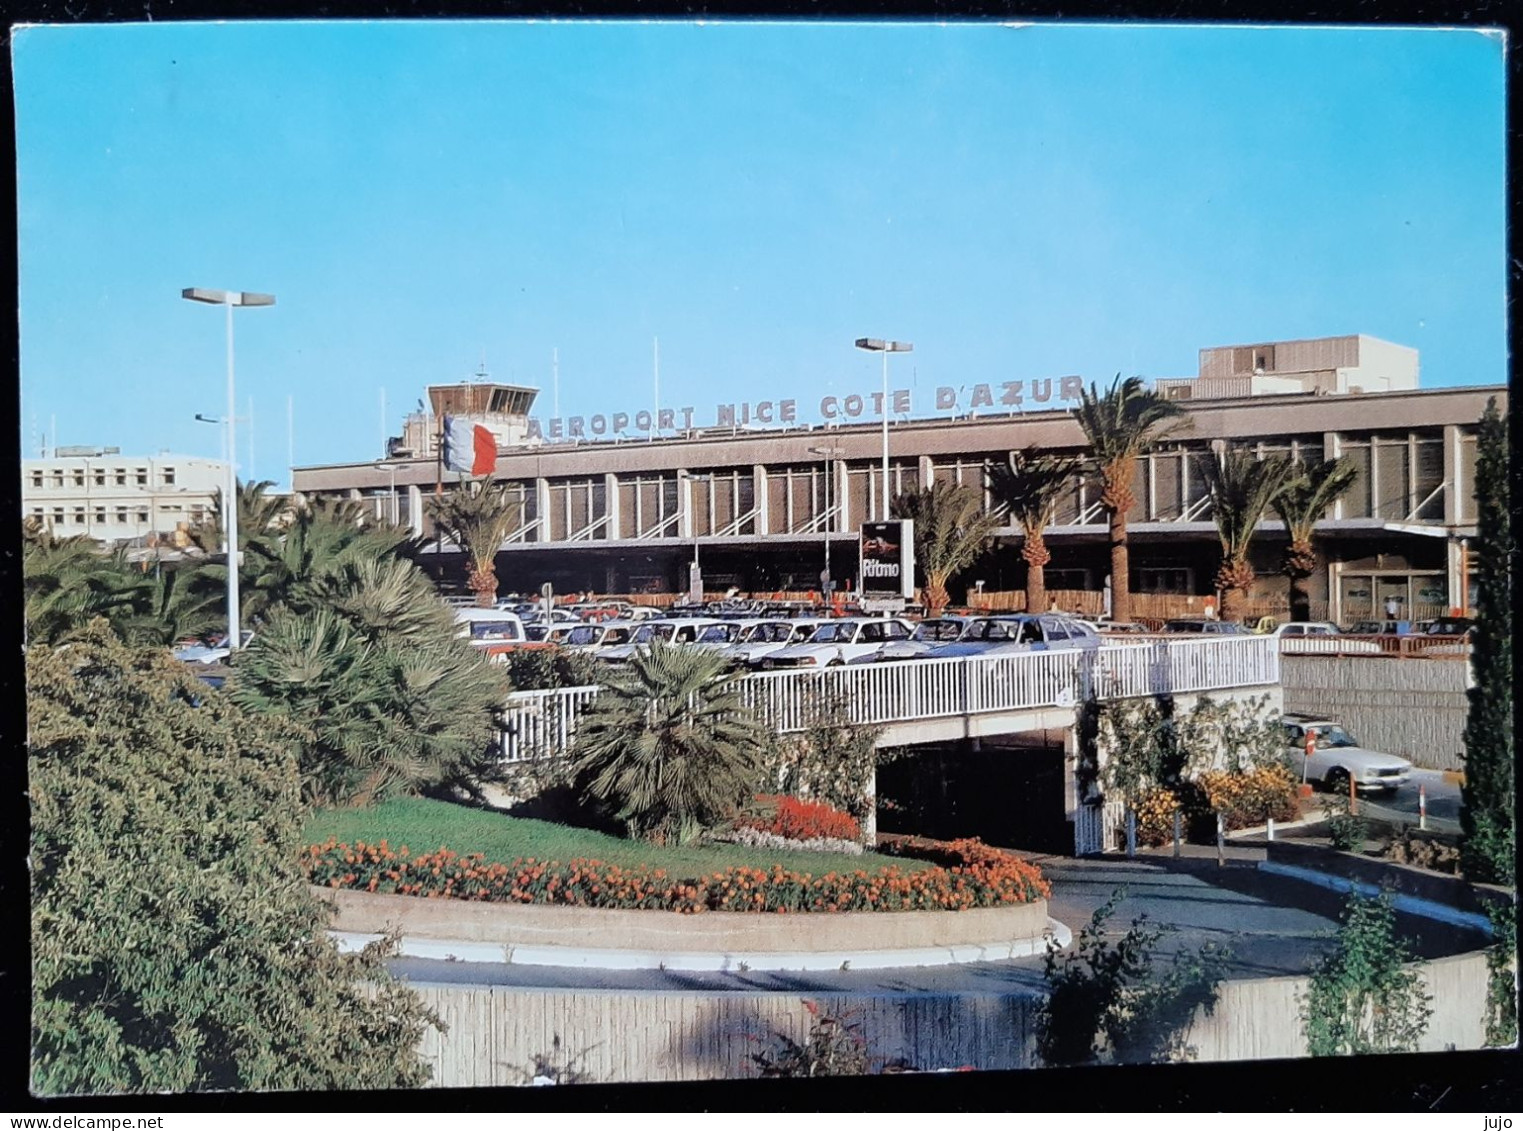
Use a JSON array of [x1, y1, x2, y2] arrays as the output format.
[[678, 469, 693, 538], [604, 472, 620, 540], [862, 754, 878, 845], [752, 464, 769, 535], [835, 460, 851, 532], [1062, 726, 1081, 819], [535, 477, 553, 543], [1443, 423, 1461, 526], [918, 454, 934, 494], [1446, 537, 1464, 614], [408, 484, 425, 537], [1328, 558, 1343, 624]]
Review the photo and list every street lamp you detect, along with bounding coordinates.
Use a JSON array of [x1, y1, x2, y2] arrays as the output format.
[[808, 445, 844, 592], [854, 338, 913, 520], [182, 287, 275, 654]]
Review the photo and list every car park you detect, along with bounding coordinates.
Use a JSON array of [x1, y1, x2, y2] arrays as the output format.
[[925, 614, 1101, 658], [1280, 713, 1413, 793], [453, 608, 539, 661], [560, 620, 639, 652], [757, 617, 915, 668], [1160, 619, 1249, 635], [597, 617, 729, 663], [1266, 621, 1383, 654], [723, 619, 830, 666], [862, 616, 974, 662]]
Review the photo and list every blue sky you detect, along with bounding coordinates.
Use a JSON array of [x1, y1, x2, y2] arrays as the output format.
[[14, 21, 1507, 483]]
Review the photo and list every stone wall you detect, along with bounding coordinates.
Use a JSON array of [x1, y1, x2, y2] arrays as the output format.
[[1281, 656, 1471, 771]]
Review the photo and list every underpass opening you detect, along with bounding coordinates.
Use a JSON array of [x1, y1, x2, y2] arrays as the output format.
[[876, 730, 1069, 855]]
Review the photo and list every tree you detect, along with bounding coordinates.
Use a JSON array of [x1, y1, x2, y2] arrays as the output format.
[[112, 562, 226, 647], [23, 522, 138, 646], [1272, 456, 1361, 623], [426, 479, 524, 606], [1201, 447, 1302, 621], [986, 447, 1081, 614], [1461, 397, 1514, 885], [571, 639, 768, 843], [1073, 376, 1189, 623], [185, 478, 292, 556], [1301, 891, 1432, 1056], [889, 480, 1002, 615], [230, 600, 510, 808], [28, 624, 439, 1095]]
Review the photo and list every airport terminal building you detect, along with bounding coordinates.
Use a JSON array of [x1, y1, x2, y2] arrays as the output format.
[[291, 334, 1505, 623]]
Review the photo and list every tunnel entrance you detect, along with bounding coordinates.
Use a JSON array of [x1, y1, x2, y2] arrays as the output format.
[[876, 731, 1070, 855]]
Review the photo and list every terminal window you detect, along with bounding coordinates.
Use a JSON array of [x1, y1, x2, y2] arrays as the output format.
[[30, 471, 42, 487]]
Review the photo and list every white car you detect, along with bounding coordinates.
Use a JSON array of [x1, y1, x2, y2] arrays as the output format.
[[690, 619, 773, 657], [560, 620, 639, 652], [454, 608, 533, 662], [1281, 714, 1413, 793], [597, 617, 728, 663], [859, 616, 974, 663], [756, 617, 915, 669], [926, 614, 1102, 658], [723, 618, 832, 667], [1268, 621, 1383, 654], [173, 630, 255, 665]]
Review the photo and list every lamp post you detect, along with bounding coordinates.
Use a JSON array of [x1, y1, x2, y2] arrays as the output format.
[[808, 445, 844, 592], [854, 338, 913, 520], [182, 287, 275, 654]]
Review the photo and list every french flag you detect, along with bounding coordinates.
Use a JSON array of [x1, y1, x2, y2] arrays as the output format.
[[443, 415, 498, 477]]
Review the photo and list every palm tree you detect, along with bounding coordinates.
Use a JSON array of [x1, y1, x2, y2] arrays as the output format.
[[186, 479, 291, 556], [426, 480, 524, 606], [1073, 376, 1189, 623], [113, 564, 226, 646], [1272, 457, 1360, 623], [1201, 447, 1303, 621], [986, 447, 1082, 615], [571, 639, 767, 844], [23, 522, 139, 645], [889, 480, 1003, 615]]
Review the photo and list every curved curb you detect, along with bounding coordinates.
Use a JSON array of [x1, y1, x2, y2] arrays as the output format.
[[335, 916, 1073, 972], [1257, 861, 1495, 935]]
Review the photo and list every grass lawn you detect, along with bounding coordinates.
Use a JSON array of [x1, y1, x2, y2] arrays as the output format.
[[302, 796, 932, 878]]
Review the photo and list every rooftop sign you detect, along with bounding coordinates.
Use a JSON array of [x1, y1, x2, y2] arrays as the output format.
[[520, 376, 1087, 442]]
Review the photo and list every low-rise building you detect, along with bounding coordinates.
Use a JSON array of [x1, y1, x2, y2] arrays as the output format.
[[22, 448, 227, 547]]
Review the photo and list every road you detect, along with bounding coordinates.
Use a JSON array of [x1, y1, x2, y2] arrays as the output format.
[[1362, 768, 1463, 832]]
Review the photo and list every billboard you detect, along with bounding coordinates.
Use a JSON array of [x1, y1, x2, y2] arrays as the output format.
[[859, 520, 915, 601]]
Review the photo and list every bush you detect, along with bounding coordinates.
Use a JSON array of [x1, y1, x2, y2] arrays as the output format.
[[302, 836, 1050, 913], [502, 645, 602, 692], [738, 795, 862, 844], [28, 624, 439, 1095], [752, 1002, 871, 1077], [1382, 829, 1462, 875], [1196, 764, 1300, 832]]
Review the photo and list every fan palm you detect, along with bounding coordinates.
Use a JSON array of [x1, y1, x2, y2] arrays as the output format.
[[23, 523, 139, 645], [113, 564, 226, 647], [1073, 376, 1189, 622], [186, 479, 291, 555], [889, 480, 1003, 615], [986, 447, 1082, 614], [426, 479, 524, 606], [571, 639, 767, 844], [1272, 457, 1360, 623], [1201, 448, 1304, 621]]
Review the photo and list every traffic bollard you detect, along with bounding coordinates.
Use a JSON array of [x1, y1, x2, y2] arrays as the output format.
[[1419, 784, 1427, 831], [1172, 809, 1182, 858], [1349, 772, 1358, 815], [1267, 817, 1275, 842], [1126, 810, 1137, 857], [1216, 812, 1225, 867]]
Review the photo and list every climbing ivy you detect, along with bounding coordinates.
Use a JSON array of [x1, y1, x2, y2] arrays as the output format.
[[1300, 891, 1432, 1056], [1485, 901, 1518, 1048]]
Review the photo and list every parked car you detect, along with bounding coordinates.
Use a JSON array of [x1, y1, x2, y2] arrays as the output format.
[[560, 620, 639, 652], [173, 630, 255, 665], [1160, 619, 1249, 635], [861, 616, 975, 662], [1280, 713, 1413, 793], [597, 617, 728, 663], [1096, 620, 1151, 635], [757, 617, 915, 669], [453, 608, 540, 662], [1267, 621, 1384, 654], [723, 618, 831, 666], [1342, 619, 1419, 635], [926, 614, 1102, 658]]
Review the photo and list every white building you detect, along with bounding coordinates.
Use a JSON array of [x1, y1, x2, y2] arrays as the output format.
[[22, 447, 228, 546]]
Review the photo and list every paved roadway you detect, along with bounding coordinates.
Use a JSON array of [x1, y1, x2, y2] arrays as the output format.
[[387, 849, 1484, 996]]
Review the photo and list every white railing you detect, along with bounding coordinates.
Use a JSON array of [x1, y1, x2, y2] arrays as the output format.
[[496, 636, 1280, 762], [498, 684, 600, 762]]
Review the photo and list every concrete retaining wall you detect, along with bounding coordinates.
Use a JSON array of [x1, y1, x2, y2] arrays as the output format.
[[319, 887, 1050, 968], [1281, 656, 1471, 770], [409, 949, 1494, 1086]]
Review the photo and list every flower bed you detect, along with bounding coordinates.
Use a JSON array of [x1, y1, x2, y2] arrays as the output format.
[[736, 795, 862, 844], [301, 836, 1049, 914]]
